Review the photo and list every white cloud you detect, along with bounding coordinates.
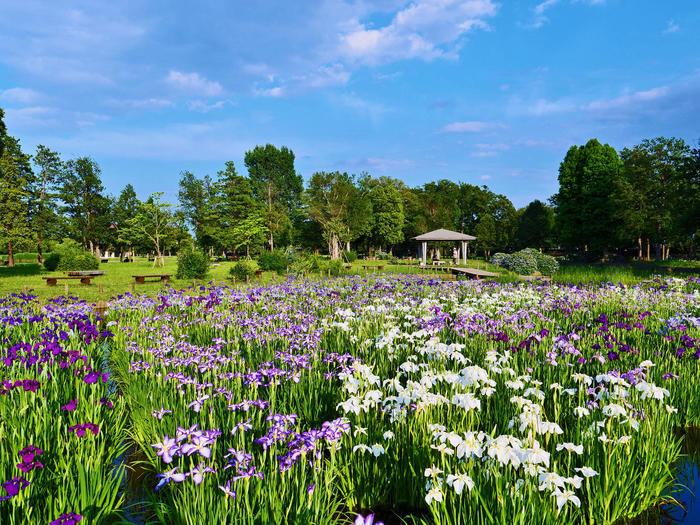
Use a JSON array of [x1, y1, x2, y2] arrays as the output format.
[[0, 87, 43, 105], [338, 0, 498, 65], [165, 71, 223, 97], [663, 19, 679, 35], [109, 98, 172, 110], [187, 100, 230, 112], [472, 151, 498, 157], [480, 174, 491, 179], [440, 121, 505, 133], [254, 86, 285, 98], [584, 86, 669, 111]]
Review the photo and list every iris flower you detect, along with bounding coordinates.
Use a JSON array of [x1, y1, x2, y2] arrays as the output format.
[[155, 467, 188, 490], [151, 435, 179, 464], [49, 512, 82, 525], [355, 514, 384, 525], [218, 479, 236, 498]]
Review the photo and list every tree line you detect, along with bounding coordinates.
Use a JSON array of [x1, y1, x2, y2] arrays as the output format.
[[1, 108, 698, 266]]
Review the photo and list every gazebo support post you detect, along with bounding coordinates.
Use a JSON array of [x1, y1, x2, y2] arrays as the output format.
[[421, 241, 427, 265], [461, 241, 467, 265]]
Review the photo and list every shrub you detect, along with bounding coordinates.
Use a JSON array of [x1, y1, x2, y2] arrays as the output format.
[[257, 250, 288, 274], [176, 248, 210, 279], [491, 249, 559, 276], [532, 250, 559, 275], [53, 240, 99, 271], [342, 250, 358, 263], [324, 259, 343, 277], [229, 260, 256, 281], [490, 253, 509, 268], [375, 251, 391, 261], [288, 253, 323, 277], [43, 253, 60, 271]]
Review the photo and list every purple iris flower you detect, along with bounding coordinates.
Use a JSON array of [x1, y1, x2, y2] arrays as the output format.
[[152, 435, 179, 464], [152, 407, 173, 420], [190, 463, 216, 485], [155, 467, 188, 491], [218, 479, 236, 498], [355, 514, 384, 525], [68, 423, 99, 437], [1, 477, 29, 500], [175, 424, 199, 442], [61, 398, 78, 411], [180, 435, 212, 458], [49, 512, 82, 525]]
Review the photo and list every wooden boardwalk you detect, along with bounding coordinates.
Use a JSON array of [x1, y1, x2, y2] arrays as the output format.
[[451, 267, 499, 279]]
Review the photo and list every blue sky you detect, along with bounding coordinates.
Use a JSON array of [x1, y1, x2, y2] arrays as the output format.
[[0, 0, 698, 208]]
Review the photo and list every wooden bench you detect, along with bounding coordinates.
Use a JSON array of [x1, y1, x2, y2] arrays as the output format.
[[255, 270, 263, 279], [132, 274, 172, 284], [43, 276, 94, 286], [66, 271, 106, 277], [451, 267, 499, 280]]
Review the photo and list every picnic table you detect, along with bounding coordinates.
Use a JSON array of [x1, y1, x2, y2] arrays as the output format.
[[132, 274, 172, 284], [43, 275, 94, 286], [66, 271, 106, 277], [362, 264, 386, 271]]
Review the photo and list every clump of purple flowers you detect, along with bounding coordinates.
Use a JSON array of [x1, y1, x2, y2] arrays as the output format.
[[50, 511, 82, 524], [16, 445, 44, 473], [1, 476, 29, 501], [68, 423, 99, 437]]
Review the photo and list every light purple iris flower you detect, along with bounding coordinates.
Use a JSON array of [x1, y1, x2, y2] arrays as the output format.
[[155, 467, 188, 490], [355, 514, 384, 525], [190, 463, 216, 485], [152, 435, 179, 464]]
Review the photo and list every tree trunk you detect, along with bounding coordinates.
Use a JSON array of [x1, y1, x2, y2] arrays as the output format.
[[637, 237, 642, 260], [7, 241, 15, 267], [654, 243, 661, 262], [646, 238, 650, 261], [89, 239, 94, 255], [37, 231, 43, 265]]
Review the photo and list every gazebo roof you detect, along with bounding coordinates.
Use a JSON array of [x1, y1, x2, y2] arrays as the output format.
[[413, 228, 476, 241]]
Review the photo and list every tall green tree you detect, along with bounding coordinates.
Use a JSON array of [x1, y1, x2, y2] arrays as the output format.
[[120, 193, 173, 267], [552, 139, 621, 253], [213, 161, 264, 254], [474, 214, 496, 259], [307, 171, 371, 259], [114, 184, 140, 260], [32, 145, 63, 263], [59, 157, 107, 255], [515, 200, 554, 250], [0, 136, 33, 266], [618, 137, 693, 259], [244, 144, 303, 251], [359, 175, 405, 254], [178, 171, 219, 250]]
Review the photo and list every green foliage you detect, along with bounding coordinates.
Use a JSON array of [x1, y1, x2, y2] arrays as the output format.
[[553, 139, 622, 252], [176, 248, 210, 279], [515, 200, 555, 249], [325, 258, 343, 276], [245, 144, 302, 251], [490, 252, 508, 267], [342, 249, 357, 263], [53, 239, 99, 271], [229, 260, 256, 281], [492, 248, 559, 275], [257, 250, 289, 274], [43, 252, 60, 271]]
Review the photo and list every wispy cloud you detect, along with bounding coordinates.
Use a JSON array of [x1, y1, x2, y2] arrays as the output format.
[[440, 121, 506, 133], [187, 100, 231, 113], [165, 71, 223, 97], [0, 87, 44, 105], [662, 19, 679, 35]]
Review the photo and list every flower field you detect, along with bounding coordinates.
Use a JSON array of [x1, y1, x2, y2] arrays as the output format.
[[1, 275, 699, 524]]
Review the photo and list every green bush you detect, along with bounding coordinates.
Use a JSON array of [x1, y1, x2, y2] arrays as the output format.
[[324, 259, 343, 277], [491, 249, 558, 276], [375, 251, 391, 261], [527, 249, 559, 275], [490, 253, 508, 267], [43, 253, 60, 271], [288, 253, 322, 276], [342, 250, 358, 263], [176, 248, 210, 279], [52, 240, 99, 271], [229, 260, 256, 281], [257, 250, 288, 274]]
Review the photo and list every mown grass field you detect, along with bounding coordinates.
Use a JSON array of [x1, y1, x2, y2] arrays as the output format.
[[0, 257, 697, 302]]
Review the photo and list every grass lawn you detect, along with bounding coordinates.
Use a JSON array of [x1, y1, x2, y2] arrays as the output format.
[[1, 256, 697, 302]]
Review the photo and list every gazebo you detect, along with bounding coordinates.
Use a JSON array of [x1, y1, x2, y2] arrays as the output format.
[[413, 228, 476, 266]]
